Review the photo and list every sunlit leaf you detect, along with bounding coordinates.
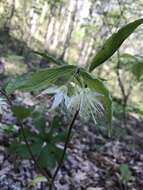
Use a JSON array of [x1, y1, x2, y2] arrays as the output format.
[[6, 65, 77, 94], [89, 18, 143, 71], [29, 175, 47, 187], [119, 53, 138, 68]]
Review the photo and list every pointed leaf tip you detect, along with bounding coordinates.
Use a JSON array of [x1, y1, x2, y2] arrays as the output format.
[[89, 18, 143, 72]]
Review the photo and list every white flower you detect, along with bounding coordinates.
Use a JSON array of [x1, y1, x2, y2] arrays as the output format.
[[66, 86, 104, 123], [39, 85, 69, 110], [40, 84, 104, 124]]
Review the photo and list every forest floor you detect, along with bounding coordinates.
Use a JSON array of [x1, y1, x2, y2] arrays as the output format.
[[0, 92, 143, 190]]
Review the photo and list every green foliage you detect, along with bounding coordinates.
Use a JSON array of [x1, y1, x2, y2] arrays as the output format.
[[131, 61, 143, 81], [6, 65, 77, 93], [11, 105, 32, 121], [89, 18, 143, 72], [32, 110, 46, 135], [6, 62, 112, 128], [119, 53, 143, 81], [10, 110, 67, 170], [119, 53, 138, 69], [0, 123, 18, 136], [80, 70, 112, 135], [119, 163, 132, 184]]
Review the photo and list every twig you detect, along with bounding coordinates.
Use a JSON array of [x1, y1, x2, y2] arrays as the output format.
[[49, 109, 79, 190], [0, 89, 12, 106], [116, 51, 126, 100]]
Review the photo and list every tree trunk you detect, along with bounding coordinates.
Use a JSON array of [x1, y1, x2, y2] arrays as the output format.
[[60, 0, 79, 60], [50, 3, 63, 51], [44, 3, 57, 51], [4, 0, 15, 34]]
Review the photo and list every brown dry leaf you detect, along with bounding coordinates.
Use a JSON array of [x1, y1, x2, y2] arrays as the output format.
[[89, 152, 118, 171]]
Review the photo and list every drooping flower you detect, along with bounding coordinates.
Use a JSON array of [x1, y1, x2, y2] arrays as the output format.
[[40, 84, 104, 124], [66, 86, 104, 123], [39, 85, 69, 110]]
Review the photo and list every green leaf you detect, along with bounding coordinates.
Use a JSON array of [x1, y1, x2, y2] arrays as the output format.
[[10, 136, 44, 158], [48, 115, 62, 135], [19, 128, 39, 142], [38, 145, 56, 169], [119, 53, 138, 69], [120, 163, 131, 183], [38, 143, 64, 169], [16, 144, 31, 158], [89, 18, 143, 71], [131, 61, 143, 81], [118, 53, 143, 80], [52, 130, 68, 143], [6, 65, 77, 94], [44, 116, 67, 144], [32, 111, 46, 136], [31, 141, 43, 156], [10, 143, 31, 159], [52, 146, 63, 162], [11, 105, 32, 121], [12, 142, 43, 159], [33, 51, 67, 65], [1, 124, 17, 134], [80, 70, 112, 136]]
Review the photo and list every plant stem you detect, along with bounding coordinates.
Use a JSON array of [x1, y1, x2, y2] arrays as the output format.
[[49, 109, 79, 190], [19, 120, 51, 182]]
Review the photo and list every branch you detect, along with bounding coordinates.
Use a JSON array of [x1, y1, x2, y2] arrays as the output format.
[[116, 51, 126, 100], [0, 89, 12, 106], [49, 109, 79, 190]]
